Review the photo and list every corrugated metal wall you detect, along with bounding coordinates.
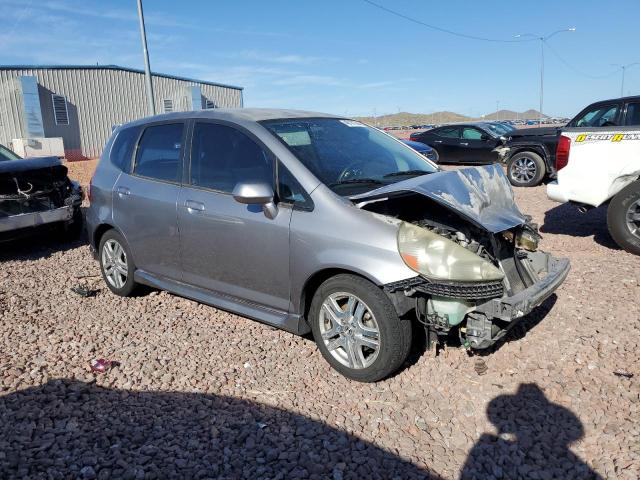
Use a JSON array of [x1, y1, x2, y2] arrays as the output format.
[[0, 67, 243, 159]]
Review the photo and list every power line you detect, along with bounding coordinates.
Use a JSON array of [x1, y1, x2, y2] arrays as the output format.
[[362, 0, 536, 44], [543, 40, 619, 79]]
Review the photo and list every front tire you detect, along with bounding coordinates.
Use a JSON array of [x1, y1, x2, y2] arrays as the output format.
[[98, 229, 138, 296], [607, 180, 640, 255], [309, 274, 412, 382], [507, 151, 546, 187]]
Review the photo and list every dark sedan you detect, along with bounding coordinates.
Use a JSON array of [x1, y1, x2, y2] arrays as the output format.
[[409, 123, 504, 164], [400, 139, 439, 163]]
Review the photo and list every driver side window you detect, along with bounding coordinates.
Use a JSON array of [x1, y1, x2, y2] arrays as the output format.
[[574, 104, 620, 127], [461, 128, 483, 140]]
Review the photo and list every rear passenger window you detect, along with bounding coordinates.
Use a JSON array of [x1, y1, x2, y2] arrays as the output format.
[[625, 102, 640, 126], [110, 126, 139, 171], [133, 123, 184, 182], [436, 127, 460, 138], [190, 122, 273, 193]]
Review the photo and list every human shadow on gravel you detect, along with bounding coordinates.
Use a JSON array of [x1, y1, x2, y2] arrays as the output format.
[[541, 203, 619, 250], [0, 379, 438, 479], [460, 383, 602, 480]]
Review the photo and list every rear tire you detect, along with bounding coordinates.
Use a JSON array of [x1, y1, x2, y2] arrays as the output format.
[[607, 180, 640, 255], [308, 274, 412, 382], [98, 229, 138, 296], [507, 151, 546, 187]]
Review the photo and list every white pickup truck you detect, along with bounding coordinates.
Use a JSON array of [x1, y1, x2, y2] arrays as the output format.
[[547, 126, 640, 254]]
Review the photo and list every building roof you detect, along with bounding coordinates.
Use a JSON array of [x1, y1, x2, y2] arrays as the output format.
[[0, 64, 243, 91], [122, 108, 340, 128]]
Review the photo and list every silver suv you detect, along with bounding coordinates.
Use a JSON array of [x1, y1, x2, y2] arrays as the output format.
[[86, 109, 570, 382]]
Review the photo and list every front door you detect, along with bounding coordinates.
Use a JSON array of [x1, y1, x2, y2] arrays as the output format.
[[457, 127, 498, 164], [177, 121, 292, 312], [112, 122, 185, 280]]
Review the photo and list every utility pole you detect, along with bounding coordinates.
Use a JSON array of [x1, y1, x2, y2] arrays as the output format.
[[516, 28, 575, 127], [137, 0, 155, 116], [611, 63, 639, 97], [496, 100, 500, 121]]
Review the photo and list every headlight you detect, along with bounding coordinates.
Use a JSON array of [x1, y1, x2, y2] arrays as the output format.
[[397, 222, 504, 282], [516, 229, 539, 251]]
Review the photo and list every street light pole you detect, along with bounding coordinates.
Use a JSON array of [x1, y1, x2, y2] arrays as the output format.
[[611, 63, 640, 97], [137, 0, 155, 116], [516, 28, 575, 127]]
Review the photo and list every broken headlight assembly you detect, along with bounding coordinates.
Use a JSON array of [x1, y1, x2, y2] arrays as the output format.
[[503, 227, 539, 252], [515, 229, 539, 251], [397, 222, 504, 282]]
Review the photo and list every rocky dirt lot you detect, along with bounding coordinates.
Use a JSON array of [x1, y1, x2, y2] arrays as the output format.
[[0, 161, 638, 479]]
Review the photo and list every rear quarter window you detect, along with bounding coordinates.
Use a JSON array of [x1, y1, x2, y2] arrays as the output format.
[[110, 126, 140, 172]]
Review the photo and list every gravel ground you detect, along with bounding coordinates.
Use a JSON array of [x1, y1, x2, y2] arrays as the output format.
[[1, 161, 638, 479]]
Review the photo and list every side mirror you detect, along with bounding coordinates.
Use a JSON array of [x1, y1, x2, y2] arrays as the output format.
[[480, 134, 491, 141], [232, 181, 278, 219]]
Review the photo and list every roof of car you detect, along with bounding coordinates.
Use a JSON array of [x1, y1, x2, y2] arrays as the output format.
[[589, 95, 640, 104], [433, 122, 493, 131], [122, 108, 341, 128]]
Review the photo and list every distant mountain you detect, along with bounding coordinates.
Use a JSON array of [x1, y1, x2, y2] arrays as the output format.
[[482, 109, 548, 121], [355, 109, 548, 126], [355, 111, 472, 126]]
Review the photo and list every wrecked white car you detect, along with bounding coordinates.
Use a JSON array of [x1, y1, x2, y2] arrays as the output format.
[[0, 153, 83, 242]]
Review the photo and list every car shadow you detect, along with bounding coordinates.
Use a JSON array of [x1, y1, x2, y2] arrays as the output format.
[[459, 383, 602, 479], [0, 379, 438, 479], [541, 203, 619, 250], [0, 207, 89, 262]]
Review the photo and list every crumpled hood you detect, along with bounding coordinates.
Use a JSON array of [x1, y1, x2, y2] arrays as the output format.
[[351, 164, 527, 233], [0, 156, 63, 174]]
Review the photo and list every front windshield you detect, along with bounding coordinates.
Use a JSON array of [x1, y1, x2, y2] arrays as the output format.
[[485, 123, 509, 135], [261, 118, 437, 195], [0, 144, 20, 161]]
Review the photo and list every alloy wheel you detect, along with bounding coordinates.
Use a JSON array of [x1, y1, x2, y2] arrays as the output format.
[[511, 157, 537, 183], [625, 198, 640, 239], [101, 239, 128, 289], [319, 292, 380, 369]]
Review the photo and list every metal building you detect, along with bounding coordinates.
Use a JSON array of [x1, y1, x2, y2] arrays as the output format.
[[0, 65, 243, 160]]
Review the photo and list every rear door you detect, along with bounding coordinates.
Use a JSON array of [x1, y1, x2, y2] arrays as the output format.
[[427, 126, 461, 163], [112, 121, 185, 281], [177, 120, 293, 312], [458, 127, 499, 164]]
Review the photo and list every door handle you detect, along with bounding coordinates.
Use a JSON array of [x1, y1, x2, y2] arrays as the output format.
[[433, 140, 443, 143], [460, 142, 469, 146], [116, 186, 130, 197], [185, 200, 205, 213]]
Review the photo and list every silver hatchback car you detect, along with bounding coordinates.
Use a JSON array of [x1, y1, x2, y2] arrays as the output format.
[[87, 109, 569, 382]]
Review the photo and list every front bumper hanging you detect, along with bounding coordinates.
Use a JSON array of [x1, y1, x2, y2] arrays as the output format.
[[475, 253, 570, 322]]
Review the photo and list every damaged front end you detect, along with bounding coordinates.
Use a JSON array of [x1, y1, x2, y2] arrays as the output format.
[[354, 164, 570, 350], [0, 157, 82, 240]]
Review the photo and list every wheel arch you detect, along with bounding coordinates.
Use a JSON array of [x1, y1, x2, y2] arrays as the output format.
[[298, 268, 380, 321], [506, 144, 552, 170]]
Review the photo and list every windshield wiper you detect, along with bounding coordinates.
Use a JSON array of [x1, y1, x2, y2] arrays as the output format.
[[383, 170, 432, 178], [329, 178, 385, 187]]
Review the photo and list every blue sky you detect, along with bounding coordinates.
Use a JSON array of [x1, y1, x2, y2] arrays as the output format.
[[1, 0, 638, 117]]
